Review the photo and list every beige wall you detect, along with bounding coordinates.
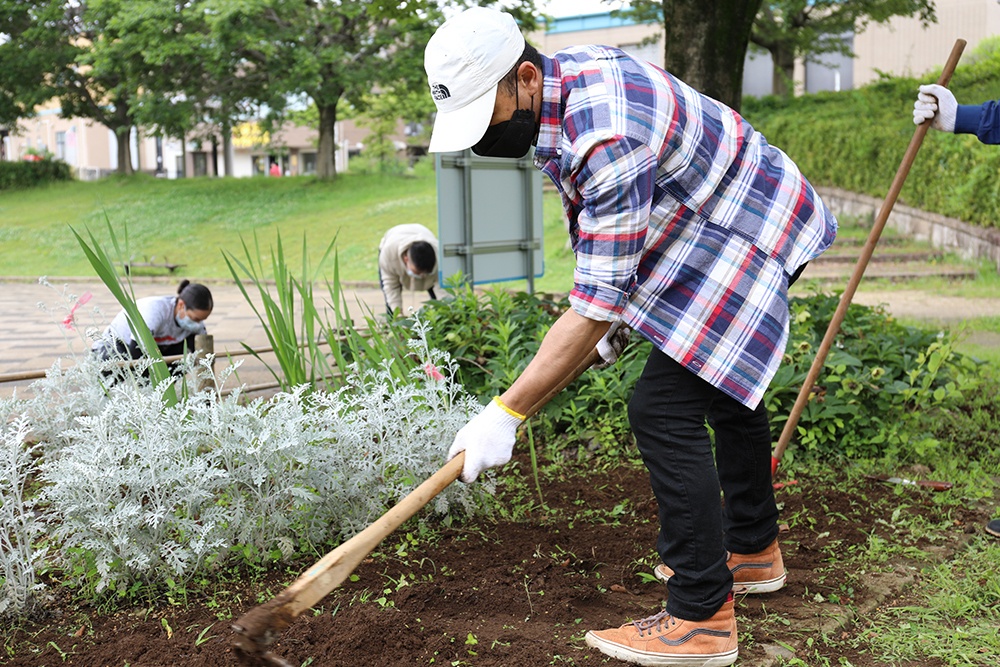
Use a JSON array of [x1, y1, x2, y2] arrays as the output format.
[[854, 0, 1000, 85], [531, 22, 662, 59], [7, 112, 114, 177]]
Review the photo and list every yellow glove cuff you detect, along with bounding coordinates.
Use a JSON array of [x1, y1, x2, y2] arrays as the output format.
[[492, 396, 526, 421]]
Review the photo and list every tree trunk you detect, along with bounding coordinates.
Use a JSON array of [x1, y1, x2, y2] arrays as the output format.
[[662, 0, 763, 112], [211, 137, 219, 177], [222, 118, 233, 176], [115, 126, 134, 175], [770, 45, 796, 98], [317, 103, 338, 180]]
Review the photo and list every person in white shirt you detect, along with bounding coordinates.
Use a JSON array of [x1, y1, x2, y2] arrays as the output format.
[[93, 280, 213, 367], [377, 224, 438, 316]]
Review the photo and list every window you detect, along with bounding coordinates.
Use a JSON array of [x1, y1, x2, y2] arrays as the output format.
[[302, 152, 317, 175], [55, 132, 66, 160]]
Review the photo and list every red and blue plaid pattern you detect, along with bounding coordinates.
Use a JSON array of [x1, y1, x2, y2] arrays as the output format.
[[533, 46, 838, 408]]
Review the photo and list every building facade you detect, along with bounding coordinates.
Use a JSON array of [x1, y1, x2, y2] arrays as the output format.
[[1, 108, 348, 180]]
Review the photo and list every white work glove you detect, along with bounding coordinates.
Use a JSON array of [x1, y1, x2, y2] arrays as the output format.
[[913, 84, 957, 132], [448, 398, 524, 483], [593, 320, 632, 370]]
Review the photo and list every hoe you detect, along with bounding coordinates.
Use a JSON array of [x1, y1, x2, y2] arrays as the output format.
[[769, 39, 966, 483], [231, 348, 602, 666]]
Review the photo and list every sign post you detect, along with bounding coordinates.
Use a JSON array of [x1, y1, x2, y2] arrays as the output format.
[[435, 149, 544, 291]]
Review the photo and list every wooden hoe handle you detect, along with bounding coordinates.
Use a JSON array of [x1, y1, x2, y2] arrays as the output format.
[[232, 348, 602, 665], [771, 38, 967, 476]]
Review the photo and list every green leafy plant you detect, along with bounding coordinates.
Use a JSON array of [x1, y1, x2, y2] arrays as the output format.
[[224, 231, 422, 394], [224, 232, 337, 391], [418, 285, 978, 468], [71, 218, 177, 404], [767, 292, 981, 464], [414, 282, 646, 459]]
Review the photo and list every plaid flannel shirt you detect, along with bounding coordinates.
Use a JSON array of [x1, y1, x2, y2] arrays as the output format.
[[533, 46, 838, 408]]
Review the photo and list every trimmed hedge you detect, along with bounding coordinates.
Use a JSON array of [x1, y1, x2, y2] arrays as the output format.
[[0, 159, 73, 191], [742, 48, 1000, 230]]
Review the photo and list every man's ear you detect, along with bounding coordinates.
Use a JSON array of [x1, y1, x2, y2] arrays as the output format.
[[518, 61, 541, 96]]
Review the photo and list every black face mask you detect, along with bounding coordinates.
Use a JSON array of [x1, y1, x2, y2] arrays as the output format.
[[471, 108, 536, 158], [472, 74, 537, 158]]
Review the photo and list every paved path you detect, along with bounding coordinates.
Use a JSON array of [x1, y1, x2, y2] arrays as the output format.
[[3, 278, 999, 399], [0, 276, 432, 398]]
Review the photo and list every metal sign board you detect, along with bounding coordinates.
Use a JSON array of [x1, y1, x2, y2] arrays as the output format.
[[435, 149, 544, 290]]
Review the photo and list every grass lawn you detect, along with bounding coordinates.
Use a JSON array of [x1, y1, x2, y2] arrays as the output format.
[[0, 159, 578, 293]]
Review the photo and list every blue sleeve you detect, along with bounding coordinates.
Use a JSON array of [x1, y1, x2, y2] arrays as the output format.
[[954, 101, 1000, 145]]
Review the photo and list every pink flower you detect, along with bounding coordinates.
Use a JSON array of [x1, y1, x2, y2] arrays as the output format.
[[423, 362, 444, 381], [63, 291, 93, 330]]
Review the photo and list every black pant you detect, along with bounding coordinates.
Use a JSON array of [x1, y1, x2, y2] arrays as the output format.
[[628, 349, 779, 621], [96, 335, 196, 379]]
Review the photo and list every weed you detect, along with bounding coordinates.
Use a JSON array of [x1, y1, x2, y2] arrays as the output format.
[[194, 623, 216, 646], [160, 617, 173, 639], [47, 640, 69, 661]]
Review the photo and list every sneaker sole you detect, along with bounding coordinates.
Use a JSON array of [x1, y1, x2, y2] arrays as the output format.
[[585, 631, 738, 667], [732, 572, 786, 594], [654, 565, 786, 594]]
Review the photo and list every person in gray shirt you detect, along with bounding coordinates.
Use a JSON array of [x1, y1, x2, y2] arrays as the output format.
[[93, 280, 213, 367]]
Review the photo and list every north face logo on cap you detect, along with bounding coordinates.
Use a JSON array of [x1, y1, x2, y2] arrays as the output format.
[[431, 83, 451, 101]]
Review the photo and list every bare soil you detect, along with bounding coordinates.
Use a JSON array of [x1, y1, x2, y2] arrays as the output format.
[[2, 455, 987, 667]]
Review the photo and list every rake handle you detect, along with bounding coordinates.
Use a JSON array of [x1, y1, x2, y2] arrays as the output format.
[[771, 38, 967, 476]]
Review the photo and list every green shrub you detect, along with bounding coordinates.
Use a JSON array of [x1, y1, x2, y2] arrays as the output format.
[[0, 158, 73, 190], [926, 366, 1000, 465], [765, 292, 981, 465], [417, 287, 980, 466], [413, 282, 646, 459], [742, 49, 1000, 230]]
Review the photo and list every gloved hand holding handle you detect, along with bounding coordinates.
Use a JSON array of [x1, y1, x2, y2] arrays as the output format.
[[447, 397, 525, 483], [593, 320, 632, 369], [913, 83, 957, 132]]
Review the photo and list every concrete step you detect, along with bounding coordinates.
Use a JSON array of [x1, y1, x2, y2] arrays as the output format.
[[831, 235, 909, 247], [798, 261, 978, 283], [813, 250, 943, 264]]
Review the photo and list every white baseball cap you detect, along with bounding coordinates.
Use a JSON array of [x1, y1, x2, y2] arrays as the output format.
[[424, 7, 525, 153]]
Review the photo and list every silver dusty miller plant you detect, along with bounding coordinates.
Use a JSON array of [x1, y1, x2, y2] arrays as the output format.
[[20, 317, 489, 598], [0, 417, 48, 618], [41, 379, 231, 595]]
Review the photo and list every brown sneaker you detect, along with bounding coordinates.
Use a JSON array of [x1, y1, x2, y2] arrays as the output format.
[[585, 596, 737, 666], [654, 538, 786, 594]]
